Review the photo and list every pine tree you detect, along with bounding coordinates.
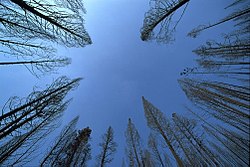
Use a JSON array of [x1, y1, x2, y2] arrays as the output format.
[[172, 113, 220, 166], [179, 78, 250, 134], [125, 118, 144, 167], [43, 126, 92, 167], [148, 133, 170, 167], [203, 125, 249, 166], [40, 116, 80, 166], [64, 127, 92, 167], [96, 126, 117, 167], [142, 96, 184, 167]]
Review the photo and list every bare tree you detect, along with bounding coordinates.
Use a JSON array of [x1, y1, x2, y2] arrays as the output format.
[[148, 133, 170, 167], [179, 78, 250, 134], [0, 0, 92, 47], [172, 113, 221, 166], [140, 0, 190, 43], [96, 126, 117, 167], [225, 0, 248, 9], [0, 57, 71, 77], [40, 116, 80, 166], [125, 118, 144, 167], [188, 2, 250, 38], [64, 127, 92, 167], [0, 99, 69, 166], [142, 149, 153, 167], [0, 76, 81, 140], [0, 0, 92, 76], [44, 126, 92, 167], [187, 107, 249, 165], [142, 96, 184, 167], [203, 125, 249, 166]]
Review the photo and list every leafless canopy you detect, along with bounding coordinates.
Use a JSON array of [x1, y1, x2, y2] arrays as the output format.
[[0, 76, 81, 139], [96, 126, 117, 167], [140, 0, 189, 43], [0, 0, 92, 47]]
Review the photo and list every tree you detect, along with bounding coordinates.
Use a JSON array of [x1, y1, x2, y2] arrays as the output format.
[[0, 99, 69, 166], [125, 118, 144, 167], [188, 4, 250, 38], [65, 127, 91, 166], [40, 116, 80, 166], [203, 125, 249, 166], [148, 133, 170, 167], [0, 0, 92, 47], [178, 78, 250, 134], [172, 113, 221, 166], [142, 96, 184, 167], [142, 149, 154, 167], [0, 0, 92, 76], [0, 57, 71, 77], [140, 0, 190, 43], [96, 126, 117, 167], [0, 39, 56, 59], [63, 127, 92, 167], [42, 126, 92, 167], [0, 76, 81, 140], [186, 106, 249, 157], [225, 0, 248, 9]]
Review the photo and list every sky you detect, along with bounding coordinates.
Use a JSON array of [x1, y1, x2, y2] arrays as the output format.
[[0, 0, 234, 166]]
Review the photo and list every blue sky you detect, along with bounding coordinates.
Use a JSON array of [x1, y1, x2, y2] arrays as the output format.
[[0, 0, 234, 166]]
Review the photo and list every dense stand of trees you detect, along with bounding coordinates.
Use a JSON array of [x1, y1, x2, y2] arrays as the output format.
[[1, 0, 249, 166], [179, 78, 249, 134], [179, 0, 249, 166], [0, 76, 80, 166], [141, 96, 249, 166]]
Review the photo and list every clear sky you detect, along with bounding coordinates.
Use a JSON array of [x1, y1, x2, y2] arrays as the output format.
[[0, 0, 234, 166]]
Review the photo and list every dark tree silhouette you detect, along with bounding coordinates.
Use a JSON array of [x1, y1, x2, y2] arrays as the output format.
[[186, 106, 249, 166], [188, 2, 250, 38], [140, 0, 190, 43], [40, 116, 80, 166], [0, 99, 69, 166], [0, 57, 71, 77], [42, 126, 92, 167], [0, 39, 56, 58], [64, 127, 92, 167], [225, 0, 248, 9], [179, 78, 250, 134], [172, 113, 221, 166], [142, 96, 184, 167], [125, 118, 144, 167], [0, 76, 81, 140], [203, 125, 249, 166], [148, 133, 171, 167], [0, 0, 92, 47], [96, 126, 117, 167], [0, 0, 92, 76]]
